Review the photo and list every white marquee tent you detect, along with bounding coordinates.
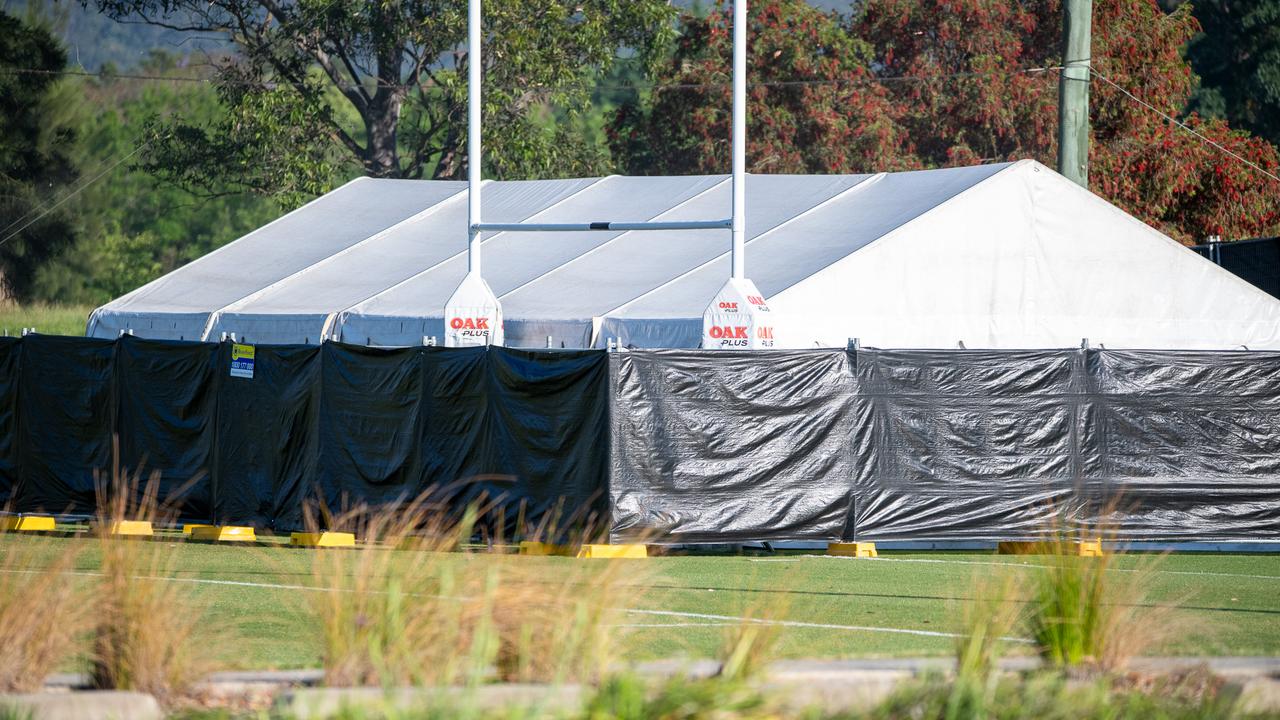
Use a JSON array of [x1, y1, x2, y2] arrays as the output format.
[[87, 159, 1280, 349]]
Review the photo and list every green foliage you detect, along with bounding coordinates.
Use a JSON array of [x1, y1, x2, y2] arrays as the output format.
[[1187, 0, 1280, 150], [614, 0, 1280, 243], [31, 56, 281, 305], [611, 0, 914, 176], [87, 0, 676, 198], [584, 675, 771, 720], [0, 11, 80, 302]]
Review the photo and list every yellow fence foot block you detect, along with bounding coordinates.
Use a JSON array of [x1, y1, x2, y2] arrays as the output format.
[[827, 542, 878, 558], [98, 521, 154, 537], [182, 524, 212, 535], [290, 531, 355, 548], [997, 540, 1105, 556], [191, 526, 256, 542], [577, 544, 647, 559], [1077, 539, 1105, 557], [518, 541, 574, 556], [0, 515, 56, 532]]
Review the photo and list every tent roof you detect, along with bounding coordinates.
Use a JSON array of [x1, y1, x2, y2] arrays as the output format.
[[88, 160, 1280, 350]]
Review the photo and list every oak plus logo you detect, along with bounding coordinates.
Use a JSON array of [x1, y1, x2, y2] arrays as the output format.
[[708, 325, 748, 340], [449, 317, 490, 330], [717, 301, 739, 312], [447, 316, 493, 341]]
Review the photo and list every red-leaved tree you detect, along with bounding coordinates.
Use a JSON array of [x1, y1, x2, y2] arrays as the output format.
[[609, 0, 918, 176], [611, 0, 1280, 243]]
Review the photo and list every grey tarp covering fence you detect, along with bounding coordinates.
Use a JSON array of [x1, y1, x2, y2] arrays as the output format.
[[609, 348, 1280, 542], [4, 337, 1279, 541]]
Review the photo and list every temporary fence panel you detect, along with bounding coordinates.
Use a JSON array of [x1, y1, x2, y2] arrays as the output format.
[[213, 343, 321, 528], [3, 337, 1279, 541], [609, 349, 866, 542], [852, 349, 1086, 540], [1083, 350, 1280, 539], [15, 336, 116, 515], [115, 337, 218, 519], [0, 337, 19, 505], [474, 348, 611, 530]]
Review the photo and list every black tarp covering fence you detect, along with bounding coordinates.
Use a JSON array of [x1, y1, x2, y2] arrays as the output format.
[[2, 335, 610, 535], [2, 336, 1278, 541]]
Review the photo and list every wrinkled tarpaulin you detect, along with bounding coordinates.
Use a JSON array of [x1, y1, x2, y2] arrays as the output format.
[[609, 348, 1280, 542], [3, 337, 1278, 540], [7, 336, 609, 534]]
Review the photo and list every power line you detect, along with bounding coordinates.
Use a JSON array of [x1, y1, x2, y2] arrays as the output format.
[[0, 63, 1064, 93], [1091, 69, 1280, 186], [0, 140, 153, 252]]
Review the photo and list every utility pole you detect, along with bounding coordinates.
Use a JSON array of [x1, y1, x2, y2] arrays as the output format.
[[1057, 0, 1092, 188]]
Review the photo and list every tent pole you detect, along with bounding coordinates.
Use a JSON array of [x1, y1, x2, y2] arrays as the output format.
[[468, 0, 482, 275], [731, 0, 746, 280]]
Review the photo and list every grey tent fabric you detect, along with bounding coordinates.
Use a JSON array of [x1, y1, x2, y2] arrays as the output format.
[[89, 162, 1280, 351]]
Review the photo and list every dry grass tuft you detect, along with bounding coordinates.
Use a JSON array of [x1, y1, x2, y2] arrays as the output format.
[[0, 533, 93, 692], [955, 569, 1023, 682], [717, 593, 788, 682], [1025, 506, 1186, 673], [307, 494, 639, 688], [947, 569, 1025, 719], [89, 450, 213, 702]]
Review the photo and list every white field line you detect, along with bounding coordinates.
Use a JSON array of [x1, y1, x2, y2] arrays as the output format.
[[0, 568, 1023, 642], [613, 622, 740, 628], [750, 555, 1280, 581], [623, 608, 1032, 644]]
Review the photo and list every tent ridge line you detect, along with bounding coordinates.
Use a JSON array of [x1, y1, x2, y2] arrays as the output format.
[[600, 172, 889, 320], [197, 183, 474, 341], [495, 176, 734, 303], [329, 175, 616, 338]]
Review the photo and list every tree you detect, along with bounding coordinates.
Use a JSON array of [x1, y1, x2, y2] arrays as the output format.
[[610, 0, 915, 176], [853, 0, 1060, 167], [1186, 0, 1280, 150], [33, 53, 281, 304], [616, 0, 1280, 243], [0, 11, 80, 302], [861, 0, 1280, 240], [88, 0, 676, 200]]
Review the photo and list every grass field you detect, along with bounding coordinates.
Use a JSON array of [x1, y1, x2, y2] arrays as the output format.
[[0, 304, 92, 336], [1, 534, 1278, 672]]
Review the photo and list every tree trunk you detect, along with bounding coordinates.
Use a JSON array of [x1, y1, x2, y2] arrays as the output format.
[[364, 93, 402, 178], [364, 1, 405, 178]]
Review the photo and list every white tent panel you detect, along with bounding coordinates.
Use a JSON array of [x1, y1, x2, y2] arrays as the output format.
[[499, 174, 871, 331], [772, 160, 1280, 349], [598, 163, 1010, 347], [87, 161, 1280, 350], [88, 177, 464, 340], [205, 177, 600, 344], [336, 175, 724, 347]]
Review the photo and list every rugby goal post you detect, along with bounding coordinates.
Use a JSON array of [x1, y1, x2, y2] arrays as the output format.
[[443, 0, 776, 350]]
